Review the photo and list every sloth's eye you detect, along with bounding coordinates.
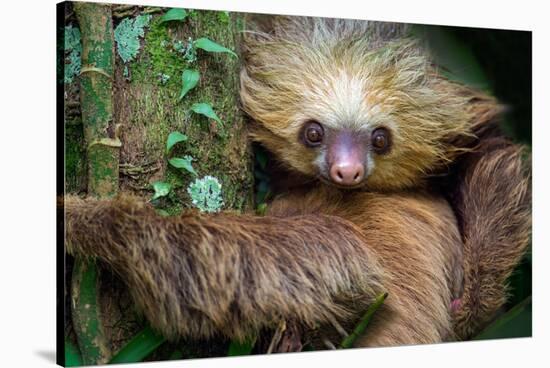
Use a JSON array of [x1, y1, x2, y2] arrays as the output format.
[[303, 121, 324, 147], [371, 127, 391, 154]]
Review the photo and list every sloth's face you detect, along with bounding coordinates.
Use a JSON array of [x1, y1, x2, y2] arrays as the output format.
[[299, 120, 392, 189], [241, 39, 473, 191], [259, 67, 450, 192]]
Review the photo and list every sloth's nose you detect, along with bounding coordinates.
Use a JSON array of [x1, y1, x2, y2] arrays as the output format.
[[330, 161, 365, 186]]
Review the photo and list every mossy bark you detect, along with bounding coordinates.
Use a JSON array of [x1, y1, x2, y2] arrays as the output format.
[[64, 4, 254, 362], [71, 3, 117, 365], [115, 9, 253, 214], [76, 2, 120, 198]]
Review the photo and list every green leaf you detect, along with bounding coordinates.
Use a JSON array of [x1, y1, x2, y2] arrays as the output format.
[[474, 296, 532, 340], [193, 37, 237, 57], [179, 69, 200, 100], [190, 102, 223, 125], [159, 8, 188, 24], [169, 156, 198, 176], [228, 337, 256, 356], [64, 339, 83, 367], [152, 181, 172, 200], [339, 292, 388, 349], [166, 131, 188, 153], [109, 326, 166, 364]]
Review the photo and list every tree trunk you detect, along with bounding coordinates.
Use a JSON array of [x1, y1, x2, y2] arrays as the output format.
[[114, 8, 253, 213], [71, 2, 118, 365], [63, 3, 254, 363]]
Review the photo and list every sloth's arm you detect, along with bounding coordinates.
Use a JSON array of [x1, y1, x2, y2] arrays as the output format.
[[63, 195, 384, 340]]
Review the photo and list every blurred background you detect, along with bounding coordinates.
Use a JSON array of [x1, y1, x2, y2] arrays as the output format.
[[416, 24, 532, 339]]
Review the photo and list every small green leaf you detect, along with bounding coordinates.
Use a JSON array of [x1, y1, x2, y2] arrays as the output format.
[[169, 156, 198, 176], [152, 181, 171, 200], [166, 131, 188, 153], [190, 103, 222, 125], [193, 37, 237, 57], [109, 326, 166, 364], [179, 69, 200, 100], [339, 292, 388, 349], [159, 8, 188, 24]]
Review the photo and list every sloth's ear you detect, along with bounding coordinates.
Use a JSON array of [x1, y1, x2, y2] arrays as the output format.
[[463, 86, 507, 141], [433, 76, 507, 149]]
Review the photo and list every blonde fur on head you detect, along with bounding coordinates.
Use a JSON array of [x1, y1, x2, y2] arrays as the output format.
[[240, 16, 490, 190]]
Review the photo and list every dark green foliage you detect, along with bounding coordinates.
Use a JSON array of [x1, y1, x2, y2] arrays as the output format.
[[449, 28, 532, 144], [109, 326, 167, 364], [64, 338, 83, 367], [474, 297, 532, 340]]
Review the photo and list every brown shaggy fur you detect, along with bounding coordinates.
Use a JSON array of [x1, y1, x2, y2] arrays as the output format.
[[63, 15, 531, 349], [449, 137, 531, 339], [64, 187, 462, 346]]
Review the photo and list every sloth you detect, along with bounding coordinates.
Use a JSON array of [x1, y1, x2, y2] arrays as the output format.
[[63, 16, 531, 350]]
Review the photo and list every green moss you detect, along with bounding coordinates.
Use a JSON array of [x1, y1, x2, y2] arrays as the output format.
[[118, 9, 253, 213], [130, 16, 185, 86], [80, 76, 113, 142], [88, 140, 121, 198], [76, 3, 115, 145], [75, 3, 115, 75]]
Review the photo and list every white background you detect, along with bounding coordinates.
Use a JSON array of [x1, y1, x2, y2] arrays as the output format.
[[0, 0, 548, 367]]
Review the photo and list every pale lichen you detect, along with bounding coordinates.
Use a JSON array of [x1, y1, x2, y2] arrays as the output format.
[[187, 176, 224, 213], [64, 25, 82, 83], [114, 15, 152, 64]]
